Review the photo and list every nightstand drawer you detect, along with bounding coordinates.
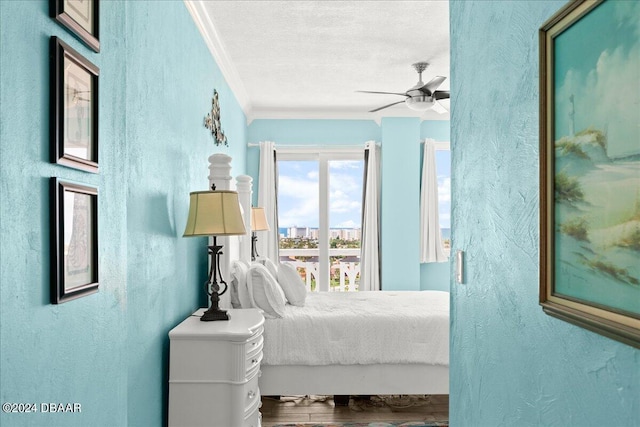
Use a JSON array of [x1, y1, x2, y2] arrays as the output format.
[[246, 348, 263, 378], [244, 371, 261, 414], [246, 328, 263, 354]]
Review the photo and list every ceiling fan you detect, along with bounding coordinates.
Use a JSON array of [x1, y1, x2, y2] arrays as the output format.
[[358, 62, 449, 114]]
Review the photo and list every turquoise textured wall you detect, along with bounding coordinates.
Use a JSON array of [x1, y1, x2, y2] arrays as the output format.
[[123, 2, 246, 425], [420, 120, 450, 142], [0, 1, 246, 426], [380, 117, 421, 290], [450, 1, 639, 426]]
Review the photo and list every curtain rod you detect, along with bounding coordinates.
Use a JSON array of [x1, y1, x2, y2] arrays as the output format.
[[247, 142, 379, 148]]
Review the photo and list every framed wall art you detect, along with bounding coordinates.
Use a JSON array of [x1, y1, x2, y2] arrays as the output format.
[[51, 178, 99, 304], [50, 36, 99, 173], [539, 0, 640, 348], [51, 0, 100, 52]]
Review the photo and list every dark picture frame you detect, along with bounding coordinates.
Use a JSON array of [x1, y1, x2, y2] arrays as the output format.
[[51, 178, 99, 304], [51, 0, 100, 52], [50, 36, 99, 173], [540, 0, 640, 348]]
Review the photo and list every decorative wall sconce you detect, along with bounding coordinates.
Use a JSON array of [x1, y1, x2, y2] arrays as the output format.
[[204, 89, 228, 146]]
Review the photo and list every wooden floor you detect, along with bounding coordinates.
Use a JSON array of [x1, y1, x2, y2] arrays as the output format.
[[260, 395, 449, 426]]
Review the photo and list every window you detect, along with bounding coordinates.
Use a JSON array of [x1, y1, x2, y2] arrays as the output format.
[[276, 148, 364, 292], [434, 143, 451, 252]]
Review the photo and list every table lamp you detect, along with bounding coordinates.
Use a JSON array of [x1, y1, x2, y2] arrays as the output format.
[[250, 207, 270, 261], [183, 186, 246, 321]]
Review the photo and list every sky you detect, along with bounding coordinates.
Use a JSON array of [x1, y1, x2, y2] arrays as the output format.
[[277, 151, 451, 231], [554, 0, 639, 158]]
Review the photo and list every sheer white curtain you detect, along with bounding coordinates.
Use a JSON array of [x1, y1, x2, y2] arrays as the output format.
[[420, 139, 447, 263], [257, 141, 279, 262], [360, 141, 381, 291]]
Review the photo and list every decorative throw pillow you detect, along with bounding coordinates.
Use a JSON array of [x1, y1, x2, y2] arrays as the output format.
[[230, 260, 252, 309], [247, 263, 286, 318], [229, 275, 241, 309], [262, 258, 279, 279], [277, 262, 307, 307]]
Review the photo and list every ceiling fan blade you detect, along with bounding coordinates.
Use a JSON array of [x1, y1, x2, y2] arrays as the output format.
[[369, 100, 406, 113], [431, 101, 448, 114], [357, 90, 408, 96], [434, 90, 449, 100], [419, 76, 446, 94]]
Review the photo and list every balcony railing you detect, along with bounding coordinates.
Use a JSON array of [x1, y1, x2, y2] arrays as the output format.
[[279, 248, 360, 292]]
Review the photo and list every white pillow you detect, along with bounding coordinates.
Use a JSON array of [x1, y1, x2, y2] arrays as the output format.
[[228, 275, 241, 309], [247, 263, 286, 318], [277, 262, 307, 307], [262, 258, 279, 279], [230, 260, 252, 308]]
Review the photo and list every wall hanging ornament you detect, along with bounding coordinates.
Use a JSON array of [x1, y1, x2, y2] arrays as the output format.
[[204, 89, 228, 146]]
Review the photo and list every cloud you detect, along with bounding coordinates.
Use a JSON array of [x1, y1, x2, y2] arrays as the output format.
[[330, 172, 362, 193], [277, 175, 319, 227], [278, 199, 318, 227], [330, 171, 363, 216], [438, 177, 451, 203], [556, 35, 639, 157], [439, 213, 451, 229], [329, 160, 364, 171], [278, 175, 317, 198]]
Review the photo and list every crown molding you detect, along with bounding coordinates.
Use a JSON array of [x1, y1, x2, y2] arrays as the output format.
[[184, 0, 252, 118], [246, 107, 449, 126]]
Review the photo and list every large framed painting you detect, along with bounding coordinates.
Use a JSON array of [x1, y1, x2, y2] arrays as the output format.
[[51, 0, 100, 52], [51, 178, 99, 303], [50, 36, 99, 173], [540, 0, 640, 348]]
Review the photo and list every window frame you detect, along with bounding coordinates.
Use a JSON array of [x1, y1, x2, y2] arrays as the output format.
[[432, 141, 451, 256], [276, 146, 364, 292]]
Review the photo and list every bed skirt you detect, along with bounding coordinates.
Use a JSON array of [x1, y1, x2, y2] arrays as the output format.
[[259, 363, 449, 396]]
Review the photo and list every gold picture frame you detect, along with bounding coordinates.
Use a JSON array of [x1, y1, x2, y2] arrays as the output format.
[[539, 0, 640, 348]]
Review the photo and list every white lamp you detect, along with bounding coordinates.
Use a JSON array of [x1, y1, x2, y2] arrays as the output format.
[[250, 207, 270, 261]]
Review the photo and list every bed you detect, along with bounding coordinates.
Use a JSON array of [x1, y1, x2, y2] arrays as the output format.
[[209, 153, 450, 396], [259, 290, 449, 395]]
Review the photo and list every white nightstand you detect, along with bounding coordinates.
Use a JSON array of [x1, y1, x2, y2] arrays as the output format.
[[168, 308, 265, 427]]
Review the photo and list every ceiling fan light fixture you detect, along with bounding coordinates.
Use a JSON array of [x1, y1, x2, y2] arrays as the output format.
[[360, 62, 448, 114], [405, 95, 434, 112]]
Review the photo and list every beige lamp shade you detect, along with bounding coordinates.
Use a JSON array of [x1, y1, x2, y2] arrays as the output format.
[[183, 190, 246, 237], [251, 207, 270, 232]]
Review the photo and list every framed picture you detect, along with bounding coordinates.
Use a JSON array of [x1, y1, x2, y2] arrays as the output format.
[[50, 36, 99, 173], [51, 0, 100, 52], [51, 178, 99, 304], [540, 0, 640, 348]]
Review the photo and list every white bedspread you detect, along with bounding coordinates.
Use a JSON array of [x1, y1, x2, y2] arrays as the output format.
[[262, 291, 449, 366]]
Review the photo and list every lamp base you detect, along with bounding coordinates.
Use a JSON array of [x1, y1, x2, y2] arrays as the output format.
[[200, 306, 229, 322]]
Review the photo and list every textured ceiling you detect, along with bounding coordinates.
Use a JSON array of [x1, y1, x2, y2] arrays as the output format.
[[188, 1, 450, 122]]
